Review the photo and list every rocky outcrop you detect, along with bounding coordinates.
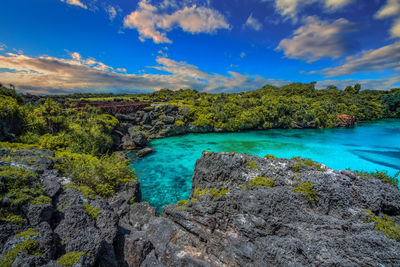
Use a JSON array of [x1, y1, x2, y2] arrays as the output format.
[[114, 104, 216, 150], [123, 152, 400, 266], [0, 148, 141, 267], [1, 149, 399, 266]]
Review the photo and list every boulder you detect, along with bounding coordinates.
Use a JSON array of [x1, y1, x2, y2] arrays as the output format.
[[136, 148, 154, 158]]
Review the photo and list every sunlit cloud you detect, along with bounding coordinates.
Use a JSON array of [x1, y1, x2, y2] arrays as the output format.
[[314, 42, 400, 77], [60, 0, 87, 9], [243, 14, 262, 31], [262, 0, 356, 22], [0, 51, 289, 94], [263, 0, 354, 23], [123, 0, 230, 43], [375, 0, 400, 38], [277, 16, 357, 62]]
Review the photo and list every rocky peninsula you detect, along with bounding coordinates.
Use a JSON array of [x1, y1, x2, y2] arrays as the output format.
[[1, 147, 399, 266]]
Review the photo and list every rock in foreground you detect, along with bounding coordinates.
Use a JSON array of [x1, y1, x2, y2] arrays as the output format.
[[161, 152, 400, 266], [1, 150, 399, 266]]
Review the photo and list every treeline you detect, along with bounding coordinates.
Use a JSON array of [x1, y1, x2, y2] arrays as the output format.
[[140, 83, 400, 130]]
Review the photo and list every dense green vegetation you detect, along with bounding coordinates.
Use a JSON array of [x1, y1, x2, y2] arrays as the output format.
[[0, 85, 137, 204], [0, 83, 399, 206], [137, 83, 400, 131]]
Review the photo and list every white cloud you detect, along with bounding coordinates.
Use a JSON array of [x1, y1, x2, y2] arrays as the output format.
[[123, 0, 230, 43], [240, 52, 246, 58], [0, 51, 288, 94], [60, 0, 87, 9], [264, 0, 354, 22], [314, 42, 400, 77], [277, 16, 357, 62], [375, 0, 400, 38], [106, 6, 117, 21], [243, 14, 262, 31], [392, 18, 400, 37], [375, 0, 400, 19], [0, 44, 6, 51], [0, 50, 397, 94]]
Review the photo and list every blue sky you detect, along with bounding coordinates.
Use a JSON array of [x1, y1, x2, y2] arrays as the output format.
[[0, 0, 400, 94]]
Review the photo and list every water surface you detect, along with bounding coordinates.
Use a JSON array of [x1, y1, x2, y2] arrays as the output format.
[[129, 119, 400, 211]]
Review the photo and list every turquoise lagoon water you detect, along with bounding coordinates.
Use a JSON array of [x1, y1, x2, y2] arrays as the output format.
[[129, 119, 400, 211]]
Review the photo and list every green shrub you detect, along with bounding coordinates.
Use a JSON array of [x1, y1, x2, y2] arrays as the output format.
[[0, 142, 37, 150], [265, 154, 277, 160], [54, 151, 136, 197], [83, 203, 99, 220], [78, 186, 97, 200], [29, 195, 51, 205], [0, 210, 24, 226], [249, 176, 274, 188], [174, 120, 185, 126], [365, 210, 400, 240], [291, 158, 324, 172], [0, 166, 48, 208], [56, 252, 86, 267], [354, 170, 399, 186], [293, 182, 319, 203], [0, 95, 20, 118]]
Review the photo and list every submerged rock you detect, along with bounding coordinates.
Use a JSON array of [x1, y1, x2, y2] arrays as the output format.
[[136, 148, 155, 158]]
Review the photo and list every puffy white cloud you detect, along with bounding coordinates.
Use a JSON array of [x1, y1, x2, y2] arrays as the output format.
[[264, 0, 354, 22], [375, 0, 400, 38], [314, 42, 400, 77], [123, 0, 230, 43], [375, 0, 400, 19], [277, 16, 357, 62], [0, 51, 288, 94], [243, 14, 262, 31], [60, 0, 87, 9], [240, 52, 246, 58]]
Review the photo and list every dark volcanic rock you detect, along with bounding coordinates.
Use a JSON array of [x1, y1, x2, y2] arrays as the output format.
[[136, 148, 155, 158], [160, 152, 400, 266], [2, 145, 400, 267]]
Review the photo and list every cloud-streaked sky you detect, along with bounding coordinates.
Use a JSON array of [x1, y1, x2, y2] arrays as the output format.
[[1, 0, 399, 94]]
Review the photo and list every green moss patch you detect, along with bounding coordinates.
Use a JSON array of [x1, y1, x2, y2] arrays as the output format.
[[56, 252, 86, 267], [83, 203, 99, 220], [365, 210, 400, 240], [193, 187, 229, 201], [249, 176, 274, 188], [0, 230, 42, 267], [293, 182, 319, 203], [247, 160, 258, 170], [291, 158, 324, 172]]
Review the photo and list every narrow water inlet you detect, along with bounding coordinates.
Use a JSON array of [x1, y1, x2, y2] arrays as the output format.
[[128, 119, 400, 211]]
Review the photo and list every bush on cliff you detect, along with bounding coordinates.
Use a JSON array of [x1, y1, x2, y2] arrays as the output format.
[[54, 151, 136, 197]]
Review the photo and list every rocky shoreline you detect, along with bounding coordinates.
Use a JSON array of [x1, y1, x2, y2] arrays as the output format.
[[112, 103, 357, 152], [1, 148, 399, 266]]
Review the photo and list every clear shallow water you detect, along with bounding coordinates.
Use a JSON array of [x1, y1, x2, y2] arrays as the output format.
[[129, 119, 400, 211]]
